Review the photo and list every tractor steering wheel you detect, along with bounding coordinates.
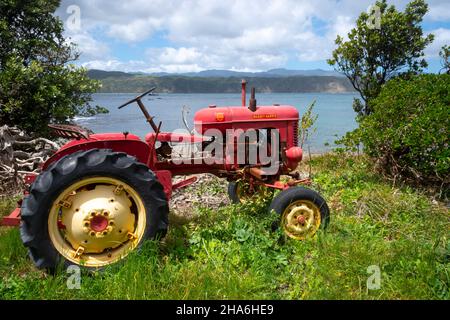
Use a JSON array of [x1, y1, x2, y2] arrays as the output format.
[[118, 87, 156, 109]]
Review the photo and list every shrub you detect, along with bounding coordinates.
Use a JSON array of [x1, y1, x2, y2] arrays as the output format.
[[0, 57, 102, 136], [358, 74, 449, 185], [0, 0, 104, 137]]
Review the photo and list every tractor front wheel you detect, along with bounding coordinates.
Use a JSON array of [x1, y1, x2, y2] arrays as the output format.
[[20, 149, 169, 272], [269, 187, 330, 240]]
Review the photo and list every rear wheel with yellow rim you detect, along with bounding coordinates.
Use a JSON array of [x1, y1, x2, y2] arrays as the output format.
[[20, 149, 169, 272], [268, 187, 330, 240]]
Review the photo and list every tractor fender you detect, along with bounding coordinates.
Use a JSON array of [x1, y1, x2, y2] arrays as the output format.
[[42, 133, 151, 170]]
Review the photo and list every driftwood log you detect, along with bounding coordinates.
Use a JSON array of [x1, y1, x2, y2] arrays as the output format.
[[0, 125, 62, 196]]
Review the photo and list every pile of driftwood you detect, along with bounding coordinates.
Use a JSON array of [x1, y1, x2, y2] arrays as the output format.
[[0, 125, 61, 195]]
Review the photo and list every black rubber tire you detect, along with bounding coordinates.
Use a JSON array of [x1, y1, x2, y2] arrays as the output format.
[[228, 182, 241, 204], [20, 149, 169, 272], [269, 186, 330, 235]]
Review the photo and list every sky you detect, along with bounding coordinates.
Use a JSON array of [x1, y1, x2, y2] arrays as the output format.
[[55, 0, 450, 73]]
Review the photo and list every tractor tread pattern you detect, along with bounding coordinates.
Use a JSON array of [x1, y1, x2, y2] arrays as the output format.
[[227, 182, 241, 204]]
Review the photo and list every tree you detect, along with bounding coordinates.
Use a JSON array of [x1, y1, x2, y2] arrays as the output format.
[[359, 74, 449, 185], [327, 0, 434, 117], [440, 45, 450, 74], [0, 0, 103, 136]]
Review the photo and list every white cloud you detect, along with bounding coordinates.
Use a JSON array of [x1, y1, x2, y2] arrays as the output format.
[[145, 47, 287, 73], [149, 47, 203, 65], [81, 59, 147, 72], [55, 0, 450, 72], [426, 0, 450, 21], [107, 18, 163, 42], [66, 33, 110, 60], [329, 16, 356, 42], [425, 28, 450, 58]]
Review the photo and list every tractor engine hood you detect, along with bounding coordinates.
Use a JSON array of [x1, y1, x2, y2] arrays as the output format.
[[194, 105, 299, 135]]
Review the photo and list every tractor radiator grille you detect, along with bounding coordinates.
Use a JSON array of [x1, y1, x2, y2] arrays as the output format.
[[293, 121, 299, 146]]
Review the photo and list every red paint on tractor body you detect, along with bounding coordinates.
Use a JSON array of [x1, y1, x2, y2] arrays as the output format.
[[155, 170, 173, 200], [1, 207, 21, 227], [285, 146, 303, 170], [145, 132, 208, 143], [43, 133, 150, 170]]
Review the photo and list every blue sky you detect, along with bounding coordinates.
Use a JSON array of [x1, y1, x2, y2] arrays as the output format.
[[56, 0, 450, 73]]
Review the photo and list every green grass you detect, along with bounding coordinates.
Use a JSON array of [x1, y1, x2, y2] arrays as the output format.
[[0, 153, 448, 299]]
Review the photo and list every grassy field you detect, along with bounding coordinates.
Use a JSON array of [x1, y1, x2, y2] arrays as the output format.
[[0, 153, 448, 299]]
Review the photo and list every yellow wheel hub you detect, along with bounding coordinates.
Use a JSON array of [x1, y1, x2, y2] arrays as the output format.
[[48, 177, 146, 267], [281, 200, 321, 240]]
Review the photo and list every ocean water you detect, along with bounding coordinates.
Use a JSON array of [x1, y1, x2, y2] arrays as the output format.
[[75, 92, 359, 152]]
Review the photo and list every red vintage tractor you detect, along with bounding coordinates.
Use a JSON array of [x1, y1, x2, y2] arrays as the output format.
[[1, 82, 329, 271]]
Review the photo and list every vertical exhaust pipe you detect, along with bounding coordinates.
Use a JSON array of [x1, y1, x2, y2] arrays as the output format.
[[241, 79, 246, 107], [249, 87, 257, 112]]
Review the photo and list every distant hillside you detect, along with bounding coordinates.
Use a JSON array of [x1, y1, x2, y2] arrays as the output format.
[[87, 70, 131, 80], [88, 68, 343, 78], [88, 70, 355, 93], [145, 68, 344, 78]]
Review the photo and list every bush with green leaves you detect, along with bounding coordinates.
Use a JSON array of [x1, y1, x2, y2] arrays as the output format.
[[358, 74, 449, 184], [0, 57, 102, 135], [0, 0, 103, 137]]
